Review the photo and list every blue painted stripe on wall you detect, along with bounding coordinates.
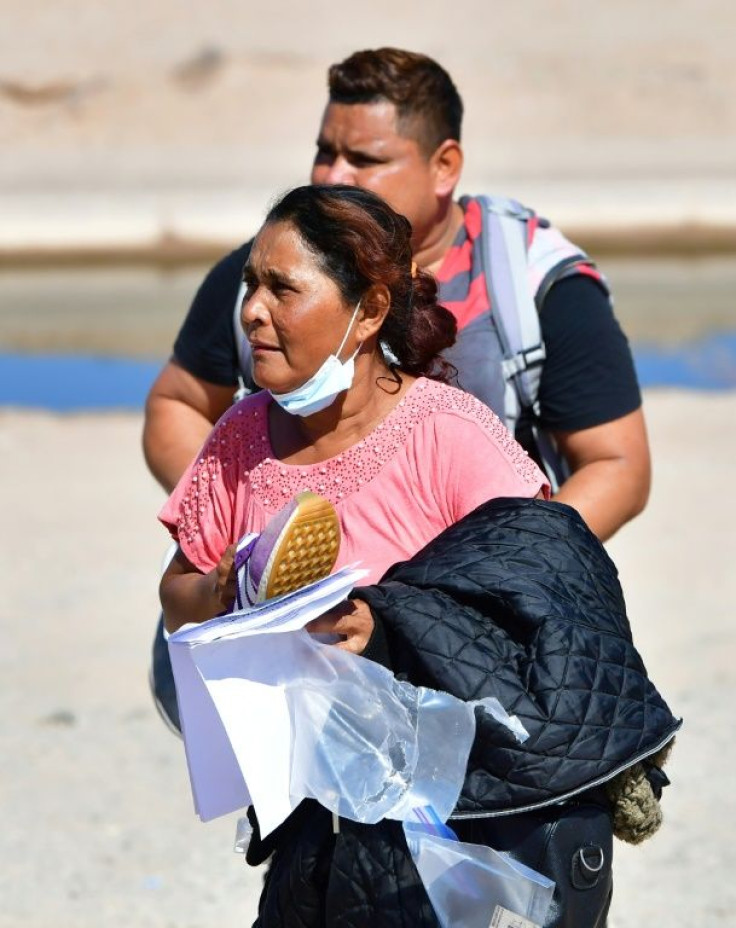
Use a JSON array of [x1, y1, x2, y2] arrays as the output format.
[[0, 354, 162, 411], [633, 332, 736, 392], [1, 332, 735, 410]]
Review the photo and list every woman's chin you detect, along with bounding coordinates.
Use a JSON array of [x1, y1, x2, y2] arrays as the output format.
[[250, 371, 297, 397], [250, 360, 285, 393]]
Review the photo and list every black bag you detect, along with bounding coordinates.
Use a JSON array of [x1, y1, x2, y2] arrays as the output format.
[[453, 787, 613, 928], [149, 613, 181, 734]]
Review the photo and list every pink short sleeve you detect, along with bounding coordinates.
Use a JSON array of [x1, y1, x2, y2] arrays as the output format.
[[158, 407, 253, 572], [424, 394, 550, 523]]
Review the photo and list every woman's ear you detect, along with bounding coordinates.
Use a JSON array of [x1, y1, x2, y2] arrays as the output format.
[[356, 284, 391, 341]]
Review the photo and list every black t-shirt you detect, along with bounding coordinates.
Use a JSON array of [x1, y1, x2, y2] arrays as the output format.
[[538, 275, 640, 431], [172, 244, 640, 432], [173, 242, 252, 387]]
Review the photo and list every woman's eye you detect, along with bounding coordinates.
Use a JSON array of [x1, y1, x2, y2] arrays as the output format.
[[272, 280, 294, 297]]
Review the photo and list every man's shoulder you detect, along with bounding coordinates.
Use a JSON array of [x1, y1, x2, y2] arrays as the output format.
[[465, 192, 584, 249], [464, 192, 607, 299], [204, 240, 253, 283], [173, 239, 254, 384], [189, 239, 254, 314]]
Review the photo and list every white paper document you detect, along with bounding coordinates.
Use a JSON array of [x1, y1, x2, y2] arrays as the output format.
[[168, 565, 369, 832]]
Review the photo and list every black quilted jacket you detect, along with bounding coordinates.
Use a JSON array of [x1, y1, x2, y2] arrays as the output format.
[[250, 498, 680, 927], [357, 497, 680, 818]]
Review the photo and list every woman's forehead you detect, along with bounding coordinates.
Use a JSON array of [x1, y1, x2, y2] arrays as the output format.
[[249, 221, 319, 272], [251, 220, 300, 257], [246, 220, 349, 303]]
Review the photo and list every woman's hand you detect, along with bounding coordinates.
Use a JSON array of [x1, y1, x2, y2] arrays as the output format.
[[160, 544, 238, 633], [306, 598, 375, 654], [211, 544, 238, 613]]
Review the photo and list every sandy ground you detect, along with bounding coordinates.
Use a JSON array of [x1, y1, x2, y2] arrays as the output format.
[[0, 389, 733, 926]]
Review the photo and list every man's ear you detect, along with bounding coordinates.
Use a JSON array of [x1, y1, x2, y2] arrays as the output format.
[[356, 284, 391, 341], [431, 139, 463, 198]]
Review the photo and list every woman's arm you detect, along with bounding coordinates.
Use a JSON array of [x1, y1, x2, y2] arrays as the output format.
[[160, 545, 237, 633]]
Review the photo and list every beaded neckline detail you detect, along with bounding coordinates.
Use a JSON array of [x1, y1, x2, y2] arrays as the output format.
[[191, 377, 539, 511]]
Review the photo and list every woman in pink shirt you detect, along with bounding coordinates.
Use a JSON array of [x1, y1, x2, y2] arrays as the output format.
[[159, 185, 548, 647]]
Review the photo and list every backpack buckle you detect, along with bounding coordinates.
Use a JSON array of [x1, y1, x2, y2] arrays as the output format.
[[484, 198, 536, 222], [502, 344, 546, 379]]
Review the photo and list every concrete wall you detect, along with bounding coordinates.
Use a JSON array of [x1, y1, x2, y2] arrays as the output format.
[[2, 0, 734, 256]]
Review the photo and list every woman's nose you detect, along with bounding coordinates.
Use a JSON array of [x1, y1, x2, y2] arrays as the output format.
[[241, 288, 268, 329]]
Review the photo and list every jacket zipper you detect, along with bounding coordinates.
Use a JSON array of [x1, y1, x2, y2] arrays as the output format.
[[449, 721, 681, 822]]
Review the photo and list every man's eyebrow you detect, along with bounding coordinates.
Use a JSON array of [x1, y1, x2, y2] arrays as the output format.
[[316, 135, 385, 160]]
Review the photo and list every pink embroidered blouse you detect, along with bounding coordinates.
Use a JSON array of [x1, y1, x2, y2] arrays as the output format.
[[159, 378, 549, 584]]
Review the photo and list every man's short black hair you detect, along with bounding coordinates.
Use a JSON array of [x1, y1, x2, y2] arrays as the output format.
[[328, 48, 463, 156]]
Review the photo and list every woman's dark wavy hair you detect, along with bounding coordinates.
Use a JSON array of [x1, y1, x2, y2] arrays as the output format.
[[264, 184, 457, 382]]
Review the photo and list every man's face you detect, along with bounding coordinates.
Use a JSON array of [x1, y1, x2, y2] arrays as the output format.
[[311, 101, 441, 250]]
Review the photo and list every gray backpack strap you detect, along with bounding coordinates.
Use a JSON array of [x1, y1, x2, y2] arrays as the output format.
[[478, 195, 545, 426], [477, 195, 568, 491], [232, 280, 257, 403]]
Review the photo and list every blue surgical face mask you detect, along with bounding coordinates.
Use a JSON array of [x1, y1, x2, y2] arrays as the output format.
[[270, 301, 362, 417]]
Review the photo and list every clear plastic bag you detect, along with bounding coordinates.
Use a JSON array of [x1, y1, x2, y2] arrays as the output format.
[[403, 819, 555, 928], [285, 636, 477, 824], [282, 633, 551, 928]]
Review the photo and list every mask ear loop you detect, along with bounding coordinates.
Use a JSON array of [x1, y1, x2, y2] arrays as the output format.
[[335, 299, 363, 362]]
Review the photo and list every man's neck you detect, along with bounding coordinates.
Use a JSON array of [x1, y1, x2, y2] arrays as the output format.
[[413, 201, 464, 275]]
